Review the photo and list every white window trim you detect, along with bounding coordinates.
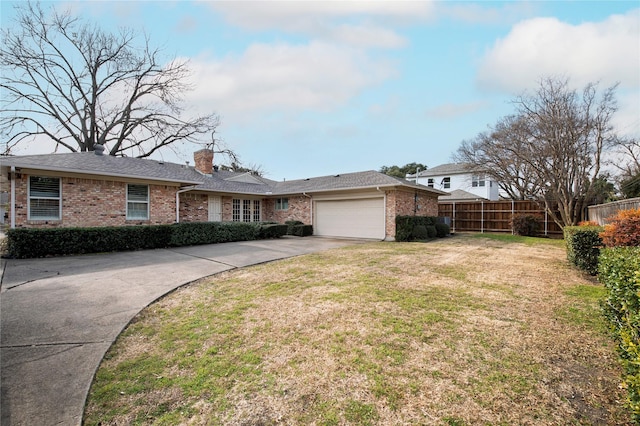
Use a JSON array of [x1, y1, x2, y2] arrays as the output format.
[[28, 176, 62, 220], [126, 184, 149, 220]]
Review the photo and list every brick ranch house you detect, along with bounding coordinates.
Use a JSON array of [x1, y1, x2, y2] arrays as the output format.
[[0, 148, 446, 240]]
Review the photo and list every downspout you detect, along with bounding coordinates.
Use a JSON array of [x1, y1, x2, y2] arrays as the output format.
[[175, 186, 198, 223], [303, 192, 312, 228], [10, 166, 15, 229], [377, 187, 387, 240]]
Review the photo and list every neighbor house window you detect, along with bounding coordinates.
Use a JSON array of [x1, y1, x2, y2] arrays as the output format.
[[426, 178, 434, 188], [275, 198, 289, 211], [127, 184, 149, 220], [29, 176, 61, 220], [232, 198, 261, 222], [472, 175, 485, 187], [442, 177, 451, 189]]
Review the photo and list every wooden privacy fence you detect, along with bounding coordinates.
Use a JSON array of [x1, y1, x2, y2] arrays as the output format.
[[587, 197, 640, 225], [438, 200, 563, 236]]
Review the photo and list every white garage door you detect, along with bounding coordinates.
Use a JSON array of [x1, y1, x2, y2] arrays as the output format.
[[315, 198, 385, 239]]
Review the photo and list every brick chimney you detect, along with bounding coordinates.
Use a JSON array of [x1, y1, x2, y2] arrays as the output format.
[[194, 149, 214, 175]]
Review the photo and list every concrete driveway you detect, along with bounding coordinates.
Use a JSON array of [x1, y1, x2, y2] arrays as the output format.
[[0, 237, 361, 426]]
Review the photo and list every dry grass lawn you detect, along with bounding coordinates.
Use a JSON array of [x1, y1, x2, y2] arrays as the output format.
[[84, 234, 631, 425]]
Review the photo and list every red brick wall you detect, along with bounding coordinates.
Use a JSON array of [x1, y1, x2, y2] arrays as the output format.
[[385, 189, 439, 239], [11, 174, 178, 228], [263, 195, 311, 224], [179, 192, 208, 222]]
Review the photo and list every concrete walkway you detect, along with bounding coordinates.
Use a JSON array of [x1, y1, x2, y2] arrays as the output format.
[[0, 237, 360, 426]]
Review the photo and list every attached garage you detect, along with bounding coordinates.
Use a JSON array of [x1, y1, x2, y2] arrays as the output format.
[[314, 197, 385, 239]]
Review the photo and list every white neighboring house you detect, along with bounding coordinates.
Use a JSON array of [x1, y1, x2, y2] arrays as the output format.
[[406, 163, 500, 201]]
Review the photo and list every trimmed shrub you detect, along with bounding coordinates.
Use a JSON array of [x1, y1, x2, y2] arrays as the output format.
[[600, 209, 640, 248], [5, 222, 265, 259], [258, 223, 288, 239], [426, 225, 437, 239], [285, 220, 304, 235], [412, 225, 429, 240], [564, 225, 604, 275], [290, 224, 313, 237], [6, 225, 173, 259], [395, 216, 441, 242], [170, 222, 259, 246], [599, 247, 640, 421], [511, 213, 541, 237], [435, 222, 450, 238]]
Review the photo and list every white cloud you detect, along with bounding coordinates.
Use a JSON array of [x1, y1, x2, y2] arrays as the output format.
[[438, 1, 537, 25], [477, 9, 640, 93], [183, 41, 397, 116], [202, 1, 434, 49]]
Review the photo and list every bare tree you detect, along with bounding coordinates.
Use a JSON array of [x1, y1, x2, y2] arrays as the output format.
[[455, 115, 545, 200], [455, 77, 621, 227], [611, 138, 640, 198], [0, 1, 219, 157]]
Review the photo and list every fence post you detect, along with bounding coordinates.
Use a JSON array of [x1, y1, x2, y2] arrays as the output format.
[[544, 208, 548, 236], [481, 201, 484, 233], [511, 200, 514, 235], [452, 202, 456, 233]]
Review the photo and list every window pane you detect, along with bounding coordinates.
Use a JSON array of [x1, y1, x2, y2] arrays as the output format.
[[243, 200, 251, 222], [127, 184, 148, 201], [233, 199, 240, 221], [127, 202, 148, 219], [30, 177, 60, 198], [253, 200, 260, 222], [30, 199, 60, 218]]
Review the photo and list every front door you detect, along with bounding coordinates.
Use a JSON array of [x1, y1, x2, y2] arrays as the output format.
[[208, 196, 222, 222]]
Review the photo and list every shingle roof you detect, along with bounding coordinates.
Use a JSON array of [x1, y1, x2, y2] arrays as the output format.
[[438, 189, 488, 201], [414, 163, 483, 178], [272, 170, 444, 194], [0, 152, 203, 185], [0, 153, 447, 196]]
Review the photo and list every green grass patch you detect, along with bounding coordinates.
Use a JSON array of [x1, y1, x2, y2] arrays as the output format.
[[470, 232, 565, 247]]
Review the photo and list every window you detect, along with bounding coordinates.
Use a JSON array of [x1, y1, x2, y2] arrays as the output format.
[[472, 175, 485, 187], [253, 200, 261, 222], [442, 177, 451, 189], [232, 198, 261, 222], [233, 199, 241, 222], [127, 184, 149, 220], [275, 198, 289, 210], [243, 200, 251, 222], [29, 176, 61, 220], [427, 178, 434, 188]]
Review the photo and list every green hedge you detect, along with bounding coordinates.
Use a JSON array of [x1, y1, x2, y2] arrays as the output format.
[[169, 222, 259, 247], [396, 216, 449, 242], [599, 247, 640, 421], [6, 225, 173, 258], [564, 225, 604, 275], [290, 224, 313, 237], [5, 222, 283, 259], [258, 223, 289, 239]]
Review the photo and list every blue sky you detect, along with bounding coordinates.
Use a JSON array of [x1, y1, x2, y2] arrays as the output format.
[[2, 1, 639, 180]]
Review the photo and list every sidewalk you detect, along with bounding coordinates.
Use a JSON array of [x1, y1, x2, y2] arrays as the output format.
[[0, 237, 359, 425]]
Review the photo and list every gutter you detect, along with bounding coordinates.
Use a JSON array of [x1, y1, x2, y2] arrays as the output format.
[[303, 192, 313, 229], [376, 186, 389, 240]]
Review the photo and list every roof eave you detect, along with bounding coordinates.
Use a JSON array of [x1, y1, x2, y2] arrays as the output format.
[[2, 161, 203, 185]]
